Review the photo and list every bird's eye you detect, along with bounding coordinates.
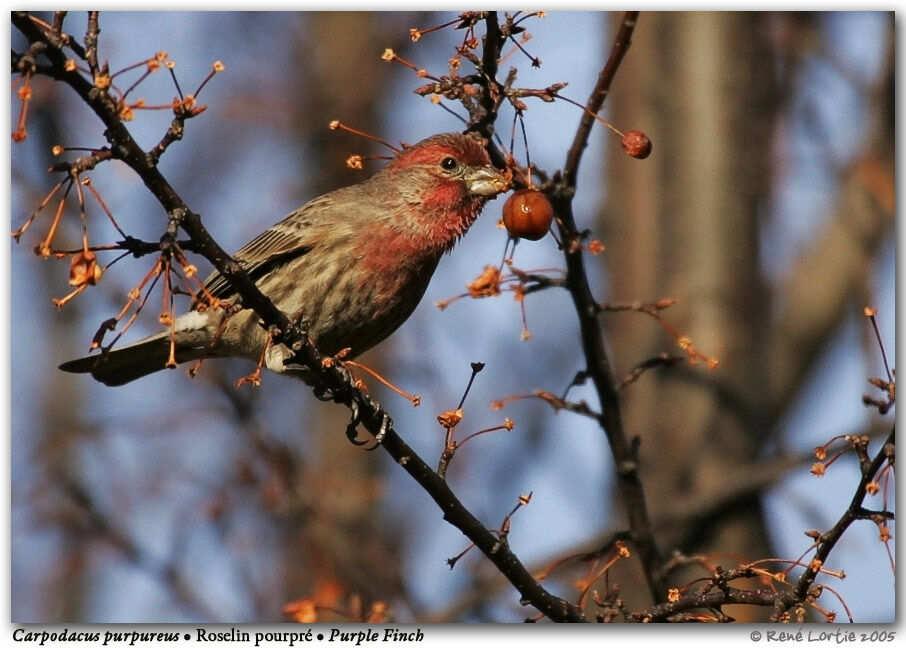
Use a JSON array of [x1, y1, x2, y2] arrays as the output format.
[[440, 157, 459, 171]]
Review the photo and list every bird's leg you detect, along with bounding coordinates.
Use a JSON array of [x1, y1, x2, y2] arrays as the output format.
[[311, 353, 355, 401], [309, 362, 391, 449], [281, 329, 387, 449], [345, 397, 392, 450], [344, 399, 369, 447], [366, 409, 392, 450], [351, 388, 392, 450], [310, 373, 373, 448]]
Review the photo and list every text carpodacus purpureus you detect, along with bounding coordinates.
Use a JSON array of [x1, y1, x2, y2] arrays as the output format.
[[59, 132, 510, 386]]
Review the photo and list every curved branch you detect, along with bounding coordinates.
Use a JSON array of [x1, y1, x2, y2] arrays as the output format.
[[11, 10, 585, 623]]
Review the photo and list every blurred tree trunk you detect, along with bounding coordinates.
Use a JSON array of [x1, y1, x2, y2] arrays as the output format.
[[13, 10, 892, 623], [601, 11, 893, 620], [602, 12, 777, 618]]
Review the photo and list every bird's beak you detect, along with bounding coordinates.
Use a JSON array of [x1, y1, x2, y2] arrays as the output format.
[[467, 165, 512, 197]]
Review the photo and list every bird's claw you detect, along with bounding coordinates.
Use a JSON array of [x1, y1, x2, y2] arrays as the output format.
[[345, 400, 369, 446], [312, 369, 389, 450], [346, 401, 392, 451], [313, 382, 336, 402], [312, 364, 354, 402], [372, 411, 392, 447]]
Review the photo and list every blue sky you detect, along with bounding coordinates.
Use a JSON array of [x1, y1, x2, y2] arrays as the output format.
[[9, 11, 895, 624]]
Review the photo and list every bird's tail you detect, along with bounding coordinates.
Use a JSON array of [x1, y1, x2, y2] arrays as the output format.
[[59, 332, 202, 386]]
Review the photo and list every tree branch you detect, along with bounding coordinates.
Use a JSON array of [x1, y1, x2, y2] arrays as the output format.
[[550, 11, 666, 605], [770, 428, 895, 621], [562, 11, 638, 188], [11, 10, 585, 622]]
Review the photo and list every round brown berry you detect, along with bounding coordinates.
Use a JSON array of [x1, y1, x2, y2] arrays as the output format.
[[502, 189, 553, 241], [621, 130, 652, 159]]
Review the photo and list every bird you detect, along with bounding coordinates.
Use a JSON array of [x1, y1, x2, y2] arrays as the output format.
[[59, 132, 511, 386]]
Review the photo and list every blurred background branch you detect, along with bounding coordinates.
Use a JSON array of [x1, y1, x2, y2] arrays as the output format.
[[11, 11, 894, 623]]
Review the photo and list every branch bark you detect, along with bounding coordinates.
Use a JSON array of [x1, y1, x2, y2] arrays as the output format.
[[553, 11, 666, 606], [11, 10, 585, 623]]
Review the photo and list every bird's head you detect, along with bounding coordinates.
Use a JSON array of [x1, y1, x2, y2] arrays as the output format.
[[380, 133, 511, 250]]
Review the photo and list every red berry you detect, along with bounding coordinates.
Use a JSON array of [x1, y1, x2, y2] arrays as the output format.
[[502, 189, 553, 241], [621, 130, 652, 159]]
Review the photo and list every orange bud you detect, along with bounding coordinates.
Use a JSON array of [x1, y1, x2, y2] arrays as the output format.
[[69, 249, 103, 286], [467, 265, 502, 298], [437, 408, 463, 429]]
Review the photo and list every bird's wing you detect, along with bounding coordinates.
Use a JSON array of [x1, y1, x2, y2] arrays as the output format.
[[200, 203, 323, 301]]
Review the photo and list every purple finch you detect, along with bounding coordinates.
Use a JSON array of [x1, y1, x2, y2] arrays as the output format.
[[60, 132, 510, 386]]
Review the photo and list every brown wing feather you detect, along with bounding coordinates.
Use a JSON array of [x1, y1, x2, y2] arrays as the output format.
[[200, 200, 325, 300]]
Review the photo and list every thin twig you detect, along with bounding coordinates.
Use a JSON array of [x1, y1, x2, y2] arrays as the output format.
[[550, 11, 665, 604], [562, 11, 638, 187], [769, 427, 895, 620], [11, 10, 586, 623]]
